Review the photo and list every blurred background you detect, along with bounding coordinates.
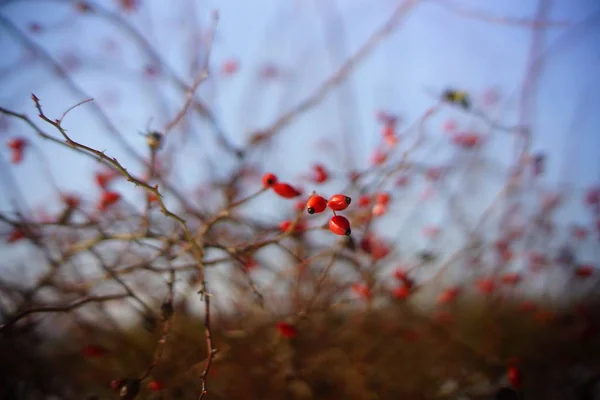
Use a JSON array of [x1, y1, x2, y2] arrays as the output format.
[[1, 0, 599, 399]]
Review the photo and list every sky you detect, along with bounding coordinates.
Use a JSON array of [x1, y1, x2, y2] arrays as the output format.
[[0, 0, 599, 313]]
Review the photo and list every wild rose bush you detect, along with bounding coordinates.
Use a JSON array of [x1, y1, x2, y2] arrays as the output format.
[[0, 1, 599, 399]]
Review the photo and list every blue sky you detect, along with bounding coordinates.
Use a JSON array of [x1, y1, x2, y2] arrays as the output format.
[[1, 0, 599, 309]]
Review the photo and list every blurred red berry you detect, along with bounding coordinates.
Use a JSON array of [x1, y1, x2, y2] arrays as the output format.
[[110, 379, 124, 390], [143, 64, 159, 78], [393, 268, 408, 281], [7, 228, 25, 243], [95, 171, 118, 190], [352, 283, 371, 300], [243, 257, 258, 272], [7, 137, 27, 164], [262, 172, 278, 188], [442, 119, 457, 133], [221, 59, 239, 75], [375, 192, 390, 206], [575, 265, 594, 278], [311, 164, 328, 183], [507, 365, 522, 389], [273, 182, 301, 198], [75, 1, 92, 12], [147, 380, 162, 392], [98, 191, 121, 211], [82, 344, 107, 358], [28, 22, 43, 33], [61, 194, 81, 208], [452, 132, 483, 149], [280, 220, 305, 234], [475, 278, 495, 295], [585, 187, 600, 206], [147, 192, 159, 203], [571, 226, 588, 240], [501, 272, 521, 286], [7, 137, 27, 151], [119, 0, 138, 12], [396, 175, 410, 187], [356, 195, 370, 208], [393, 285, 410, 299], [425, 167, 444, 182], [371, 149, 387, 165], [437, 287, 460, 305], [276, 322, 297, 338]]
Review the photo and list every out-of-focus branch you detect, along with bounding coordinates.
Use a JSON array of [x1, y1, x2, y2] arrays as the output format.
[[253, 0, 421, 146], [0, 293, 129, 333], [163, 11, 218, 135], [432, 0, 571, 28], [0, 14, 145, 165]]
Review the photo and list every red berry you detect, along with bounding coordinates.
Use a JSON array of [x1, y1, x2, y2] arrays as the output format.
[[312, 164, 328, 183], [358, 195, 371, 208], [501, 272, 521, 285], [475, 278, 495, 295], [75, 1, 92, 12], [371, 149, 387, 165], [262, 172, 278, 188], [273, 182, 301, 198], [585, 187, 600, 206], [396, 175, 410, 187], [98, 191, 121, 211], [571, 226, 588, 240], [29, 22, 43, 33], [280, 220, 305, 234], [147, 380, 162, 392], [7, 228, 25, 243], [575, 265, 594, 278], [375, 192, 390, 206], [221, 59, 239, 75], [61, 194, 81, 208], [328, 194, 351, 211], [147, 192, 159, 203], [452, 132, 483, 149], [507, 365, 522, 389], [243, 257, 258, 271], [95, 171, 117, 190], [276, 322, 297, 338], [372, 203, 387, 217], [393, 285, 410, 299], [437, 287, 460, 305], [329, 215, 351, 236], [352, 283, 371, 299], [110, 379, 124, 390], [393, 268, 408, 281], [6, 137, 27, 151], [306, 195, 327, 214], [82, 344, 107, 358]]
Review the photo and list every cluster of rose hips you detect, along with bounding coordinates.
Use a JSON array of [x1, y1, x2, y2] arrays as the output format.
[[262, 172, 352, 236]]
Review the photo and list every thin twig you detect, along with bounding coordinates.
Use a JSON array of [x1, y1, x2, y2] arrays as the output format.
[[0, 293, 129, 333], [254, 0, 421, 145]]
